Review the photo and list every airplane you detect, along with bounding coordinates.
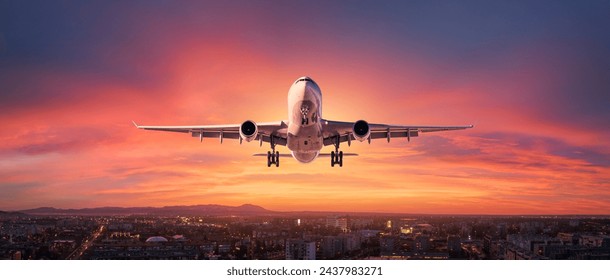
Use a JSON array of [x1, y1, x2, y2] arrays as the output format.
[[134, 76, 473, 167]]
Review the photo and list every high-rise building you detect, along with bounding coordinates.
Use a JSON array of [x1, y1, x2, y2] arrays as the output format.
[[326, 216, 349, 232], [285, 239, 316, 260], [414, 235, 430, 252], [447, 235, 461, 255], [321, 236, 345, 259], [380, 235, 400, 256]]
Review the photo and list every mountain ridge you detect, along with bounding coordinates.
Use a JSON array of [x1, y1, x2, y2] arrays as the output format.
[[10, 206, 610, 217], [19, 204, 274, 216]]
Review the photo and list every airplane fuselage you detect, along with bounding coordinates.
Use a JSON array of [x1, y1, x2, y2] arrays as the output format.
[[286, 77, 324, 163]]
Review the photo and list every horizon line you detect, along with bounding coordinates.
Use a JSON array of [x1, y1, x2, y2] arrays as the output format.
[[3, 204, 610, 217]]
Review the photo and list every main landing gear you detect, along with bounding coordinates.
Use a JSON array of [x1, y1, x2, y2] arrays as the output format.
[[267, 151, 279, 167], [267, 137, 279, 167], [331, 135, 343, 167]]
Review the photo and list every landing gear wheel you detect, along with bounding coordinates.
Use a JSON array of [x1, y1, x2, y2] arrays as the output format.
[[266, 136, 279, 168], [275, 151, 280, 167], [330, 150, 344, 167], [330, 135, 344, 167]]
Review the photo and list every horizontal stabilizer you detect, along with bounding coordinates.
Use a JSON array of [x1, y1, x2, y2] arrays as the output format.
[[252, 153, 294, 158], [252, 153, 359, 158], [318, 153, 358, 157]]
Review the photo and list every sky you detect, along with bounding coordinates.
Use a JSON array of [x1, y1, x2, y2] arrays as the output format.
[[1, 0, 609, 214]]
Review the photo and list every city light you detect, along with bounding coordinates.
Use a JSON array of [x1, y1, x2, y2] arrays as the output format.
[[2, 213, 609, 260]]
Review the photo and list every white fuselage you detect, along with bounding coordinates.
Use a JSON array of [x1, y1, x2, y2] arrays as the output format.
[[286, 77, 324, 163]]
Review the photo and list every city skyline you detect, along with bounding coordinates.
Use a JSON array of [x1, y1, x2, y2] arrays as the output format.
[[2, 212, 609, 260], [1, 1, 610, 214]]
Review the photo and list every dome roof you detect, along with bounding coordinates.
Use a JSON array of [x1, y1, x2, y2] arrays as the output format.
[[145, 236, 168, 242]]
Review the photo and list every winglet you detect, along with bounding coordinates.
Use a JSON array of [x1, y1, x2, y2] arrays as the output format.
[[132, 121, 139, 128]]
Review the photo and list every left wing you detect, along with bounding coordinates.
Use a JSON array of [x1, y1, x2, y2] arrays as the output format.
[[321, 119, 473, 146], [133, 121, 288, 145]]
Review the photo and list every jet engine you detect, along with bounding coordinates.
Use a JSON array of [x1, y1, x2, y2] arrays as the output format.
[[352, 120, 370, 141], [240, 120, 258, 142]]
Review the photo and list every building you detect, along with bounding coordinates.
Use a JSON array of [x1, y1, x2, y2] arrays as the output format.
[[342, 233, 362, 252], [557, 232, 580, 245], [447, 235, 461, 256], [414, 235, 430, 252], [580, 235, 610, 248], [326, 216, 349, 232], [145, 236, 168, 243], [321, 236, 344, 259], [507, 234, 560, 253], [87, 241, 199, 260], [380, 235, 400, 256], [285, 239, 315, 260]]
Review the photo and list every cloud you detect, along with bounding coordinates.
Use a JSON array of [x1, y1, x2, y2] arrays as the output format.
[[6, 127, 121, 155]]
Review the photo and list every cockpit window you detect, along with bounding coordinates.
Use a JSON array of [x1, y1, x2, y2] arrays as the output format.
[[295, 77, 313, 84]]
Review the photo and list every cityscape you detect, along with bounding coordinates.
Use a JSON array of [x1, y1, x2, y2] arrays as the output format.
[[1, 205, 609, 260]]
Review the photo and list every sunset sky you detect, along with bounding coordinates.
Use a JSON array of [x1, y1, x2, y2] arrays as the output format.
[[1, 1, 609, 214]]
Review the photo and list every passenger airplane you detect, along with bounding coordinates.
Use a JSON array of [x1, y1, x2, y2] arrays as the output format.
[[134, 76, 473, 167]]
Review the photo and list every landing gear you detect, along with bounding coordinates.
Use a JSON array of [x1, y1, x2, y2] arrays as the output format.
[[300, 104, 311, 126], [267, 151, 280, 167], [267, 137, 279, 167], [330, 151, 343, 167], [330, 135, 343, 167]]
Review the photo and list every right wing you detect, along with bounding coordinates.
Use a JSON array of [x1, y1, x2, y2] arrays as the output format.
[[133, 121, 289, 145], [321, 119, 473, 146]]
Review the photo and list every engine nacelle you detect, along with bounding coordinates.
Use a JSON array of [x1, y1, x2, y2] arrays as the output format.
[[240, 120, 258, 142], [352, 120, 370, 142]]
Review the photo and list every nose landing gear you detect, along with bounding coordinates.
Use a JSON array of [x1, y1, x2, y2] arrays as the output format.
[[300, 105, 310, 125]]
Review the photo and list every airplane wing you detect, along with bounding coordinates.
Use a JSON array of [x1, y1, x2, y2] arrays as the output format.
[[132, 121, 289, 146], [321, 119, 473, 146]]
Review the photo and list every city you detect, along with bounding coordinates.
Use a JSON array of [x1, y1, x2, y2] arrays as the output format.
[[1, 207, 609, 260]]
